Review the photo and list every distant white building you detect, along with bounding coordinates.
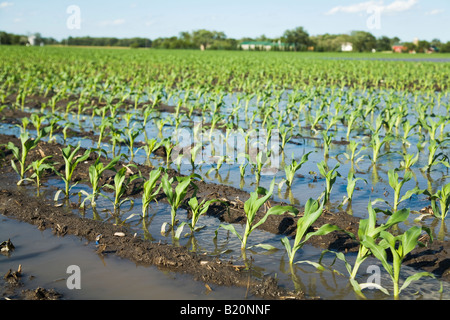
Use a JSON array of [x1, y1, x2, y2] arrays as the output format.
[[341, 42, 353, 52]]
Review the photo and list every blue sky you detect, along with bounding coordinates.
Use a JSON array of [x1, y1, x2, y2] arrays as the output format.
[[0, 0, 448, 42]]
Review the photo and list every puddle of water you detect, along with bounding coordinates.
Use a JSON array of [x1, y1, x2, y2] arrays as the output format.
[[0, 216, 251, 300]]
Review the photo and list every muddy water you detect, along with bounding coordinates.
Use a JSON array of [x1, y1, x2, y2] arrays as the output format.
[[0, 216, 251, 300]]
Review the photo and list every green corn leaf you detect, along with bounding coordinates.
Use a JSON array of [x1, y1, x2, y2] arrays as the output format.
[[399, 272, 442, 295], [360, 236, 393, 277], [216, 223, 242, 243]]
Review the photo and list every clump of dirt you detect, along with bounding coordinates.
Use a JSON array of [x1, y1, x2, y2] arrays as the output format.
[[21, 287, 63, 300], [1, 264, 63, 300]]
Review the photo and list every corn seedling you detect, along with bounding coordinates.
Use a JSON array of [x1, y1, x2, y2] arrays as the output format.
[[317, 161, 341, 204], [161, 138, 175, 167], [320, 201, 411, 299], [279, 125, 292, 151], [281, 197, 343, 265], [281, 151, 312, 188], [7, 129, 48, 185], [161, 173, 199, 232], [374, 169, 422, 214], [124, 125, 142, 162], [143, 137, 162, 166], [103, 165, 141, 214], [341, 171, 367, 206], [180, 197, 220, 233], [80, 153, 122, 209], [30, 113, 46, 137], [140, 168, 163, 218], [27, 156, 55, 191], [54, 143, 91, 200], [421, 182, 450, 221], [215, 180, 299, 251], [189, 143, 203, 171], [422, 139, 450, 172], [399, 152, 419, 172], [338, 140, 365, 164], [321, 130, 334, 159], [361, 226, 439, 299], [369, 133, 392, 164]]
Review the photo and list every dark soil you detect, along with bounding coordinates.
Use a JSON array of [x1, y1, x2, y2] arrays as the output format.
[[1, 95, 449, 300]]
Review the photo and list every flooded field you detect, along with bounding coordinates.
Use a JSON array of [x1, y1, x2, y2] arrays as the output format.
[[1, 47, 449, 300]]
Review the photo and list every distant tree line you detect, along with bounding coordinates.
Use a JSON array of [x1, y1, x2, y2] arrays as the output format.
[[64, 36, 151, 48], [2, 28, 450, 53], [0, 31, 58, 46]]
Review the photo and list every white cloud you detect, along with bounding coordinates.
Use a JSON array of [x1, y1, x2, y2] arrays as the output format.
[[0, 2, 13, 9], [425, 9, 444, 15], [326, 0, 418, 15]]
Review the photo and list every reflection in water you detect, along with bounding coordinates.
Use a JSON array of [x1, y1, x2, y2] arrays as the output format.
[[0, 217, 250, 300]]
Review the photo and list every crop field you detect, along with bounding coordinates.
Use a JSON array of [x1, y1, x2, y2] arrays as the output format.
[[0, 46, 450, 300]]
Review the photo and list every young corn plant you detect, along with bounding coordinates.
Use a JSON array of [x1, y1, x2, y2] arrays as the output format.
[[321, 130, 334, 159], [399, 152, 419, 173], [27, 156, 55, 193], [215, 180, 299, 252], [248, 151, 266, 185], [161, 138, 175, 167], [421, 182, 450, 221], [422, 139, 450, 172], [124, 125, 142, 162], [141, 168, 163, 218], [320, 201, 411, 299], [103, 165, 141, 215], [179, 197, 220, 234], [161, 173, 199, 233], [281, 197, 343, 265], [16, 117, 30, 134], [143, 138, 162, 166], [361, 226, 439, 299], [369, 133, 392, 165], [401, 120, 417, 146], [80, 153, 122, 209], [280, 151, 312, 189], [374, 169, 422, 214], [7, 129, 48, 185], [317, 161, 341, 205], [341, 171, 367, 206], [54, 143, 91, 200], [345, 111, 360, 141], [189, 143, 203, 172], [279, 125, 292, 151]]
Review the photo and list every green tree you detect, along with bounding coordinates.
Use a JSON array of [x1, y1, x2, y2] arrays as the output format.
[[351, 31, 376, 52], [376, 36, 393, 51], [417, 40, 430, 53], [282, 26, 311, 51], [192, 29, 226, 50]]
